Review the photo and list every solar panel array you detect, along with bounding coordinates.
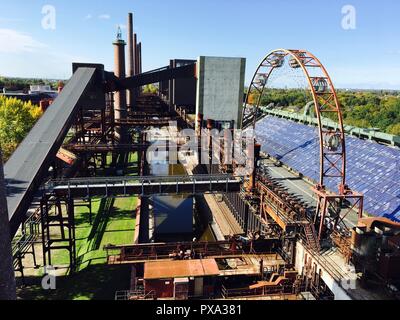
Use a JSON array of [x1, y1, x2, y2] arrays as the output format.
[[256, 116, 400, 222]]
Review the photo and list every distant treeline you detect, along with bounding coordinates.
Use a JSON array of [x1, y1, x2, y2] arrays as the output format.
[[249, 88, 400, 136], [0, 76, 63, 92]]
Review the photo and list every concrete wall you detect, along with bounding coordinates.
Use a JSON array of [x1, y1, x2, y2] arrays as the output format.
[[295, 241, 352, 300], [196, 56, 246, 129], [170, 59, 197, 113]]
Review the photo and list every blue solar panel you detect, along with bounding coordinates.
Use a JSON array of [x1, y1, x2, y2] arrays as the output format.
[[256, 116, 400, 222]]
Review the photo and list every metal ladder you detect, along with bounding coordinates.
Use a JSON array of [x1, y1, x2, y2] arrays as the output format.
[[303, 223, 320, 252]]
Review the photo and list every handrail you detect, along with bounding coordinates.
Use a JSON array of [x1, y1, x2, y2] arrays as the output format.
[[46, 174, 238, 188], [115, 290, 156, 300]]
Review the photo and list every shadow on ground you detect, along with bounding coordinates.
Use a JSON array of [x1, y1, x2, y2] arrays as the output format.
[[16, 264, 131, 300]]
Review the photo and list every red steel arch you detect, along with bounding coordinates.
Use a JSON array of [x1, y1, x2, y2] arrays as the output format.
[[243, 49, 346, 192]]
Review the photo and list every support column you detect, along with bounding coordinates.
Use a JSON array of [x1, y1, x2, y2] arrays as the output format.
[[67, 197, 76, 272], [244, 205, 249, 234], [0, 149, 17, 300]]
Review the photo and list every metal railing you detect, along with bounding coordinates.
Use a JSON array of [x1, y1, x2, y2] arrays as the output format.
[[44, 174, 242, 198], [12, 208, 41, 260], [299, 239, 348, 283], [115, 290, 156, 301], [46, 174, 240, 189], [221, 284, 292, 299]]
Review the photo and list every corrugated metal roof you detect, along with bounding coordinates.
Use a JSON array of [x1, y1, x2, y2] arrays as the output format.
[[144, 259, 220, 280]]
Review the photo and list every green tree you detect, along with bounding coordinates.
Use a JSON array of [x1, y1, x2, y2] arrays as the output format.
[[258, 88, 400, 136], [142, 84, 158, 95], [387, 123, 400, 136], [0, 96, 42, 161]]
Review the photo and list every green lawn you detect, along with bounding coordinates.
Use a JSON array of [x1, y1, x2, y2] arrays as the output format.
[[94, 152, 139, 177], [17, 196, 138, 300], [53, 196, 137, 270], [17, 265, 132, 301], [126, 152, 139, 176]]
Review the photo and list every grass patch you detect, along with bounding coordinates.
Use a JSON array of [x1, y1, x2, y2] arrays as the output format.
[[126, 152, 139, 176], [18, 196, 138, 300], [53, 196, 137, 270], [94, 152, 139, 177], [17, 265, 132, 301]]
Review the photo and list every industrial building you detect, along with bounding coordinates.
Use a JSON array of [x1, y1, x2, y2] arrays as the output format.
[[0, 12, 399, 302]]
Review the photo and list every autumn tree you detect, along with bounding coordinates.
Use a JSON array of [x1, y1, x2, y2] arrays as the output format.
[[142, 84, 158, 95], [0, 96, 42, 161]]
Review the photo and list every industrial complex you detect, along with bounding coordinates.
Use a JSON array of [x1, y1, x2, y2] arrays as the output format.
[[0, 11, 399, 301]]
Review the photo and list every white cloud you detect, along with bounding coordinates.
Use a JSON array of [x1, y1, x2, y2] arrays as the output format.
[[0, 28, 94, 79], [98, 14, 111, 20], [0, 28, 47, 53], [84, 14, 93, 20]]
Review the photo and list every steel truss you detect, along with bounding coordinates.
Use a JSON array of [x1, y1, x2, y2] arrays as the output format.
[[243, 49, 364, 244], [40, 195, 77, 271]]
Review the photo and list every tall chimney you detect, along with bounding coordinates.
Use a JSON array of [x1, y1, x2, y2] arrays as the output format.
[[134, 33, 139, 98], [138, 42, 142, 74], [113, 30, 127, 142], [0, 149, 17, 300], [137, 42, 142, 93], [127, 13, 135, 108], [134, 33, 138, 75]]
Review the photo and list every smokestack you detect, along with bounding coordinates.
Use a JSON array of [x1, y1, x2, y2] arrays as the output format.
[[113, 29, 127, 142], [137, 42, 142, 93], [0, 148, 17, 300], [127, 13, 135, 108], [138, 42, 142, 74], [134, 33, 138, 75], [134, 33, 139, 98]]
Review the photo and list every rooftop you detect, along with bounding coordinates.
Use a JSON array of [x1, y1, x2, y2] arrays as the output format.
[[144, 259, 220, 280]]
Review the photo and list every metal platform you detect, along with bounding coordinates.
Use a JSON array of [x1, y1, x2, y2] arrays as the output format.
[[44, 174, 241, 198]]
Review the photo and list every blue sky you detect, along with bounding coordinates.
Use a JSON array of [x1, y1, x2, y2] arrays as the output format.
[[0, 0, 399, 89]]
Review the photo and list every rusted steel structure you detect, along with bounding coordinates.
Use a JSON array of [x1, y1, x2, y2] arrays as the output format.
[[3, 16, 383, 299], [104, 239, 265, 264], [243, 49, 364, 245], [244, 49, 346, 188]]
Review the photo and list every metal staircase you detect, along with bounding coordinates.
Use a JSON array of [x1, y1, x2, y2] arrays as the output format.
[[303, 223, 321, 252]]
